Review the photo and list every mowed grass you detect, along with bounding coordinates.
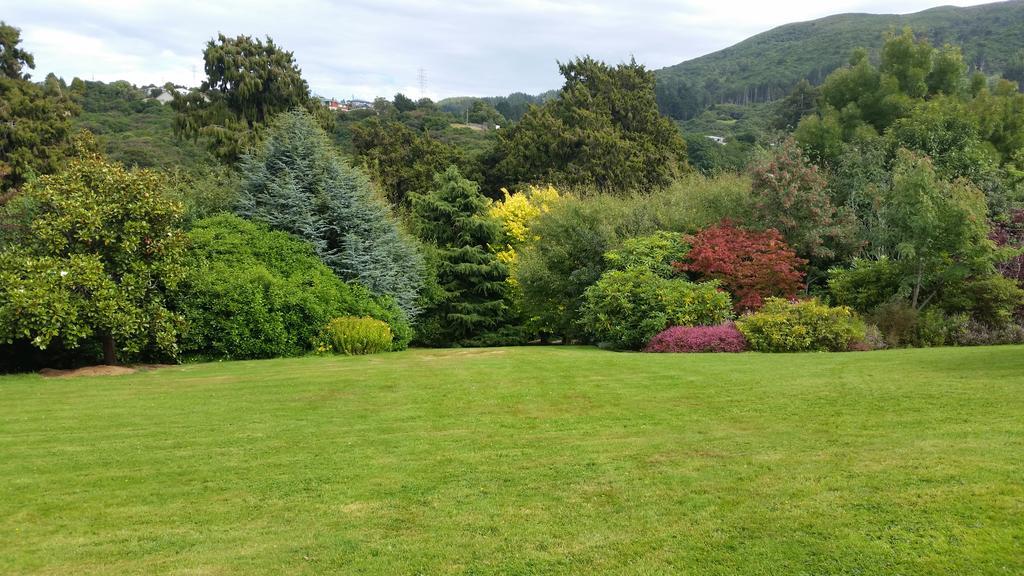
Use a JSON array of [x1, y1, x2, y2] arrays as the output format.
[[1, 346, 1022, 575]]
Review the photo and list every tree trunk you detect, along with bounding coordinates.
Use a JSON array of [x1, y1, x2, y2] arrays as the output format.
[[102, 333, 117, 366], [912, 261, 923, 310]]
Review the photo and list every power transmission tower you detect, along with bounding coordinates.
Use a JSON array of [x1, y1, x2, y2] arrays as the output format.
[[417, 68, 427, 100]]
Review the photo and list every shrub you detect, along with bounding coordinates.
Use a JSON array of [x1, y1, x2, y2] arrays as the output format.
[[605, 231, 689, 278], [868, 300, 919, 348], [675, 222, 806, 311], [951, 319, 1024, 346], [736, 297, 865, 352], [321, 317, 393, 355], [580, 268, 733, 350], [828, 258, 906, 313], [644, 323, 747, 353], [174, 215, 410, 360]]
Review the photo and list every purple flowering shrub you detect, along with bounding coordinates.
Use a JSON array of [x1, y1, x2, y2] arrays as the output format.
[[644, 322, 747, 353]]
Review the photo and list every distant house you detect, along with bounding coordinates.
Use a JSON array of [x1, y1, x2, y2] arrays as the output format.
[[705, 135, 727, 145], [154, 91, 175, 105]]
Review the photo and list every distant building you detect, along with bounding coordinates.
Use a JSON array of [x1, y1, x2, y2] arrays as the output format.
[[705, 135, 727, 145]]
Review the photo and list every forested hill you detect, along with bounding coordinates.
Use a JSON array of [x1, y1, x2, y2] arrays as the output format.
[[654, 0, 1024, 120]]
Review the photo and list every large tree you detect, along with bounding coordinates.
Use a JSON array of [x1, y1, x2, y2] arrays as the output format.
[[412, 166, 509, 345], [0, 151, 187, 365], [172, 34, 327, 163], [237, 109, 425, 320], [487, 57, 688, 193], [0, 21, 78, 203]]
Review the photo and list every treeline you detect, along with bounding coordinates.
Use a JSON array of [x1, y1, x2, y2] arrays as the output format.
[[2, 23, 1024, 370]]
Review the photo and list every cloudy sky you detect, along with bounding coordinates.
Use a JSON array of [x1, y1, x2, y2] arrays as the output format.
[[7, 0, 995, 100]]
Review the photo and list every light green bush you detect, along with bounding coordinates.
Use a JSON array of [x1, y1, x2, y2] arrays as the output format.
[[737, 297, 865, 352], [579, 268, 733, 350], [322, 317, 394, 355]]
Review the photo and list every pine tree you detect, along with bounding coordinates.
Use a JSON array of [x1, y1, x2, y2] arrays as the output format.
[[413, 166, 509, 345], [237, 109, 425, 320]]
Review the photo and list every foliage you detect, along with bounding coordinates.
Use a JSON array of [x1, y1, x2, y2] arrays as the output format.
[[412, 166, 509, 346], [879, 150, 993, 308], [736, 297, 866, 352], [174, 215, 409, 360], [172, 34, 327, 163], [750, 139, 856, 264], [605, 231, 689, 278], [654, 2, 1024, 120], [580, 268, 732, 350], [237, 109, 425, 320], [676, 222, 806, 311], [0, 153, 187, 364], [349, 116, 462, 206], [320, 316, 393, 355], [0, 22, 79, 201], [488, 184, 561, 271], [827, 257, 906, 313], [951, 318, 1024, 346], [644, 323, 747, 353], [488, 57, 688, 193]]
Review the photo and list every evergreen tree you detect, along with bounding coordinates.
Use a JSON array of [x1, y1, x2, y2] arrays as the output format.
[[237, 109, 425, 320], [413, 166, 509, 345], [0, 21, 78, 203]]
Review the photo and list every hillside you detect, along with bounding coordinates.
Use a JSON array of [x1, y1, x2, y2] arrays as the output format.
[[654, 0, 1024, 119]]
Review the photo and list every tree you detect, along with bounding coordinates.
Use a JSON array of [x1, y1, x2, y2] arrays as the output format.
[[750, 139, 856, 266], [773, 79, 820, 130], [393, 92, 417, 113], [172, 34, 326, 163], [880, 150, 992, 308], [488, 57, 688, 193], [350, 116, 458, 206], [0, 21, 78, 202], [412, 166, 509, 345], [237, 109, 425, 320], [0, 152, 187, 365], [675, 222, 806, 311]]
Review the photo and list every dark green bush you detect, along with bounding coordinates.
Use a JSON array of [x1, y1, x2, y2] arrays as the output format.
[[737, 298, 865, 352], [579, 268, 733, 350], [321, 317, 393, 355], [173, 215, 410, 360]]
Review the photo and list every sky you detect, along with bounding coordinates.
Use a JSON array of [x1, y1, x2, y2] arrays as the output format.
[[6, 0, 997, 101]]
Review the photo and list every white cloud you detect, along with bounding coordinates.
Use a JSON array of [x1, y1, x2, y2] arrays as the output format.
[[5, 0, 996, 99]]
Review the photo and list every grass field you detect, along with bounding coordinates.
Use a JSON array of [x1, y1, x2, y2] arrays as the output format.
[[2, 346, 1022, 575]]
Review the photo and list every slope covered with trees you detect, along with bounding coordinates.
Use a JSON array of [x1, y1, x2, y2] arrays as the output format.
[[654, 1, 1024, 120]]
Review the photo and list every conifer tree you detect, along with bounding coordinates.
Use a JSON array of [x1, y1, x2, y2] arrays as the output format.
[[237, 109, 425, 320], [413, 166, 509, 345]]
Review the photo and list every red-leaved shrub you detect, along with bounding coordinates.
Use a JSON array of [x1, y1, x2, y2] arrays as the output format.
[[674, 221, 806, 311], [644, 323, 747, 353]]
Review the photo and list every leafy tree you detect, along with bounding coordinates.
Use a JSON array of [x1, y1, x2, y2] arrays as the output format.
[[393, 92, 417, 113], [488, 57, 688, 193], [675, 222, 806, 311], [237, 109, 425, 320], [750, 140, 857, 266], [0, 22, 78, 202], [0, 151, 187, 365], [172, 34, 326, 163], [773, 79, 820, 130], [880, 150, 993, 309], [604, 231, 690, 279], [350, 116, 459, 205], [412, 166, 509, 345], [468, 100, 506, 126]]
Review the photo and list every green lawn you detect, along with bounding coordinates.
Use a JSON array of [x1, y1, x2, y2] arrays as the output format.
[[2, 346, 1022, 575]]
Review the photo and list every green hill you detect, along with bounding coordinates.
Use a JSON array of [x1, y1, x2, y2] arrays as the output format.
[[654, 0, 1024, 120]]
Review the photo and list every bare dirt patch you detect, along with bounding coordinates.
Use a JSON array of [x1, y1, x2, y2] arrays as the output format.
[[39, 364, 171, 378]]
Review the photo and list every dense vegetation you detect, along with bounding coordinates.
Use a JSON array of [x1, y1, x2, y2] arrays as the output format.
[[2, 14, 1024, 368], [654, 1, 1024, 121]]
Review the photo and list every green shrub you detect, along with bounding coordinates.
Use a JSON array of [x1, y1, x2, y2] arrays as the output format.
[[174, 215, 411, 360], [868, 300, 919, 348], [827, 258, 906, 313], [579, 268, 733, 350], [604, 231, 689, 278], [737, 297, 866, 352], [322, 317, 394, 355]]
